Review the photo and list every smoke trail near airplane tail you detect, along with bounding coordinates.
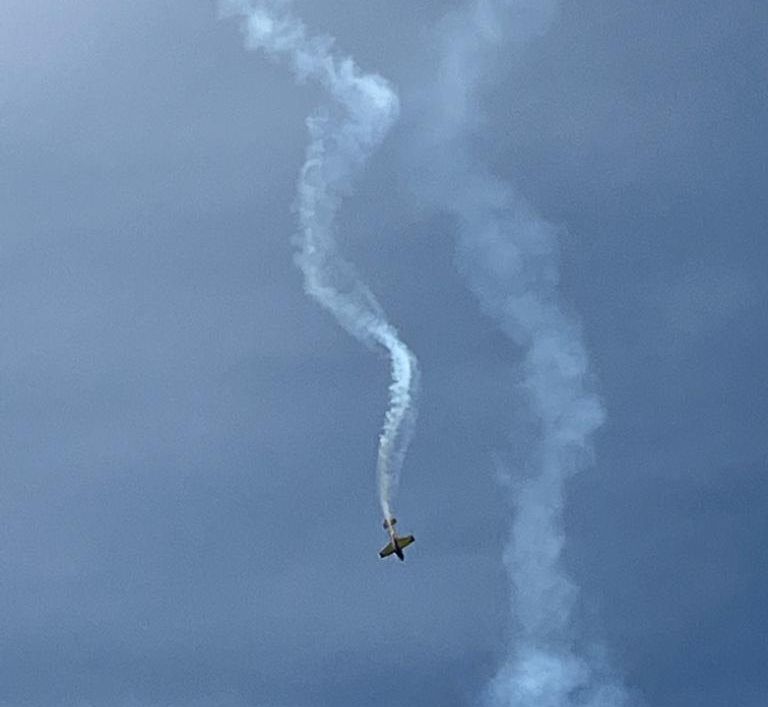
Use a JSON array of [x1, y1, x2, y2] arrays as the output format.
[[218, 0, 418, 522], [420, 1, 631, 705]]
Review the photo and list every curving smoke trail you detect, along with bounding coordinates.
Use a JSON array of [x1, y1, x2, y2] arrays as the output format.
[[218, 0, 418, 522], [415, 1, 632, 705]]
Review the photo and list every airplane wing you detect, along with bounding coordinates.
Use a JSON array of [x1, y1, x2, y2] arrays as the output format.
[[397, 535, 415, 549], [379, 542, 396, 558]]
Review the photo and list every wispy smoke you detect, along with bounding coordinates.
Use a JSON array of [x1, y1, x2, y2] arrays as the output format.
[[419, 1, 631, 704], [218, 0, 418, 521]]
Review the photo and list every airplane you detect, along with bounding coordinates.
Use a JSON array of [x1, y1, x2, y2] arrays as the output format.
[[378, 517, 415, 561]]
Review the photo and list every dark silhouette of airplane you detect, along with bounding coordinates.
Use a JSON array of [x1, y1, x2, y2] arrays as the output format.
[[378, 517, 415, 561]]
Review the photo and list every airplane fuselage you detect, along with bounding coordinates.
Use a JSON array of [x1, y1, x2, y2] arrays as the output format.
[[389, 531, 405, 561]]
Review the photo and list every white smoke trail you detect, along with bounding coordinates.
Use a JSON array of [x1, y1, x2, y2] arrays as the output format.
[[218, 0, 418, 522], [418, 2, 631, 705]]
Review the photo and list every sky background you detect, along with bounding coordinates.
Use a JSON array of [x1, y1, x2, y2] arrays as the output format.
[[1, 1, 767, 705]]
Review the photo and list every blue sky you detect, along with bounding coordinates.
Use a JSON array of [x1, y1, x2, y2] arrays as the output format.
[[1, 1, 767, 705]]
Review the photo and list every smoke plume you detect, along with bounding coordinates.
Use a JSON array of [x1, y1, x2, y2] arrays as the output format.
[[417, 1, 631, 705], [219, 0, 418, 521]]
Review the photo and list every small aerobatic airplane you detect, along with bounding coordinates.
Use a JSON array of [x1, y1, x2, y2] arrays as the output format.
[[378, 517, 415, 561]]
